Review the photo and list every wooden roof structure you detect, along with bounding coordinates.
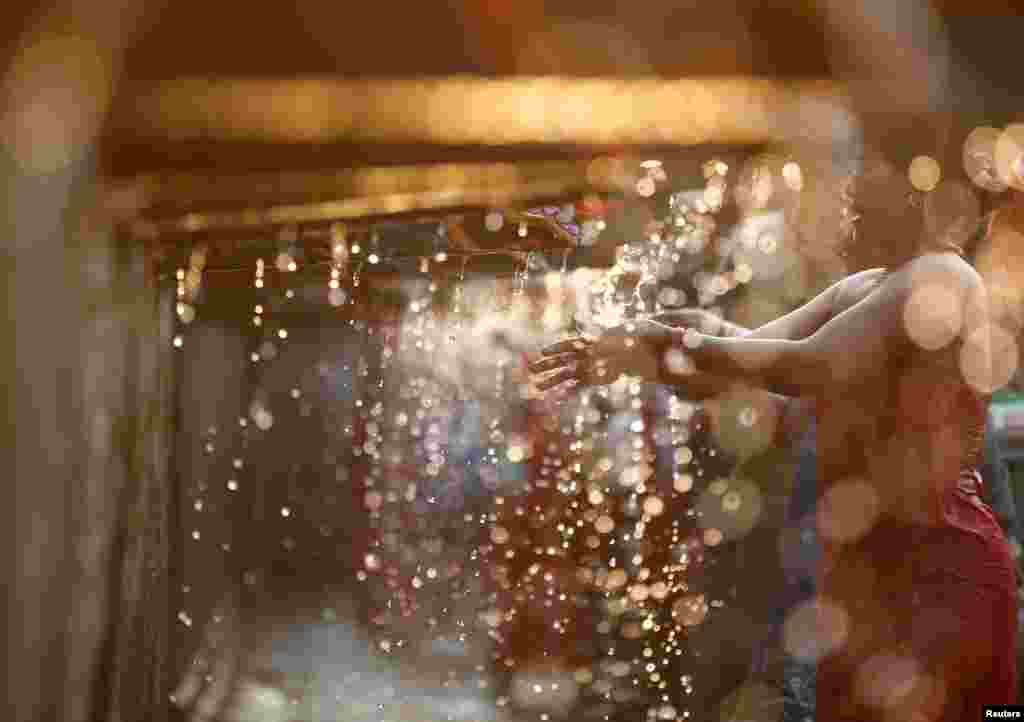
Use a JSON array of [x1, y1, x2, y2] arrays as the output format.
[[2, 0, 1021, 258]]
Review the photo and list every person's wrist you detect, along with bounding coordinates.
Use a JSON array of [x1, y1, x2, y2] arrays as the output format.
[[636, 320, 673, 353], [657, 326, 689, 380], [724, 322, 747, 338], [665, 325, 686, 350]]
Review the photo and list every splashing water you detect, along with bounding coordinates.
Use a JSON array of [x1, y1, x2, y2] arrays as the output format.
[[170, 155, 805, 721]]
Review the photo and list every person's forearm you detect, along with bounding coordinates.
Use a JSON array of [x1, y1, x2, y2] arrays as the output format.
[[664, 330, 822, 398], [646, 311, 825, 401], [641, 324, 806, 445], [659, 370, 740, 400], [627, 321, 739, 397], [635, 319, 786, 398], [649, 310, 750, 338]]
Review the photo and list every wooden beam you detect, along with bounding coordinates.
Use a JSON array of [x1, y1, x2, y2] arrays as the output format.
[[103, 76, 847, 176]]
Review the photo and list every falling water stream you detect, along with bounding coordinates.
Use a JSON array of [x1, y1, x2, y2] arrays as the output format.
[[168, 159, 801, 722]]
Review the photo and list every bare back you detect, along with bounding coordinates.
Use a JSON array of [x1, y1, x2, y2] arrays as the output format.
[[815, 256, 988, 524], [812, 255, 1017, 721]]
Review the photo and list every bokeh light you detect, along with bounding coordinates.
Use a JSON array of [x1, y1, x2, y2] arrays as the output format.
[[907, 155, 941, 193], [960, 322, 1019, 394], [816, 478, 880, 544], [903, 283, 964, 351], [994, 123, 1024, 191], [963, 126, 1006, 192], [782, 597, 850, 664]]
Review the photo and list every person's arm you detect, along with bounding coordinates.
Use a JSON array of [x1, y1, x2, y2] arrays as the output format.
[[739, 275, 845, 340], [651, 269, 883, 343], [533, 269, 869, 387], [643, 278, 853, 415], [648, 311, 803, 425], [533, 291, 842, 394], [649, 309, 750, 338], [664, 267, 913, 397], [669, 256, 986, 398], [530, 265, 923, 399]]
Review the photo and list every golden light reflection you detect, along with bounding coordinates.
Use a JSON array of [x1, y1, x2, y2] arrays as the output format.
[[702, 528, 724, 547], [673, 473, 694, 494], [782, 161, 804, 192], [594, 515, 615, 534], [907, 155, 941, 192], [137, 159, 634, 234], [641, 495, 665, 517], [671, 594, 709, 627], [130, 76, 848, 149]]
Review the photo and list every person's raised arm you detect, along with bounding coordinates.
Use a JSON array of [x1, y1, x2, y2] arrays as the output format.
[[530, 268, 881, 394], [649, 309, 751, 338], [652, 269, 885, 343], [741, 270, 876, 340], [671, 256, 976, 398]]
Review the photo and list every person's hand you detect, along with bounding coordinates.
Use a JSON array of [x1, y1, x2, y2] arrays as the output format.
[[529, 319, 673, 390]]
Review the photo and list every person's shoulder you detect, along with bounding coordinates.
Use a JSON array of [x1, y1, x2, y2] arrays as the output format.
[[843, 267, 888, 288], [888, 251, 981, 297], [834, 267, 886, 284], [907, 250, 979, 278], [832, 267, 888, 311], [884, 252, 988, 346]]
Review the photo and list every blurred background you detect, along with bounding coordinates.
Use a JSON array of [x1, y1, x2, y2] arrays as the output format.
[[3, 1, 1023, 721]]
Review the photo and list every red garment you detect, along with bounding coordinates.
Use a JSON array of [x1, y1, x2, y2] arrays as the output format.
[[817, 470, 1018, 721]]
